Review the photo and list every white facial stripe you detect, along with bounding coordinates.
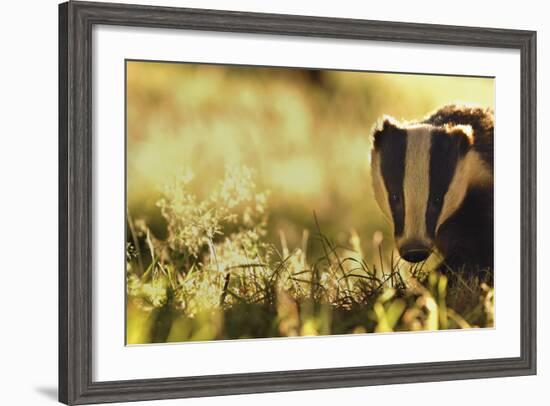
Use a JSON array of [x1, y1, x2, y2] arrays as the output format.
[[437, 157, 468, 232], [437, 150, 493, 231], [466, 151, 493, 187], [401, 126, 432, 244], [371, 151, 392, 221]]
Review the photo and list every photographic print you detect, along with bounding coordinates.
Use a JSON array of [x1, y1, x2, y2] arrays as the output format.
[[59, 4, 536, 403], [125, 60, 495, 345]]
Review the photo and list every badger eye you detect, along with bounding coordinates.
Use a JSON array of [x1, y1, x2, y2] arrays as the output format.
[[391, 193, 400, 203]]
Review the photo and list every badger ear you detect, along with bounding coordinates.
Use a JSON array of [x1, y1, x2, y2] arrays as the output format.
[[446, 124, 474, 154], [372, 116, 402, 150]]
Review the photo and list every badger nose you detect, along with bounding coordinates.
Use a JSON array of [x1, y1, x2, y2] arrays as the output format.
[[399, 241, 431, 263]]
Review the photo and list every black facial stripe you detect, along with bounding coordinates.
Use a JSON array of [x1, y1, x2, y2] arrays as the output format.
[[376, 126, 407, 237], [426, 129, 465, 238]]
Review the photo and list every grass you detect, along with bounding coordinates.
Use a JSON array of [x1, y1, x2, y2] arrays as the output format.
[[125, 165, 494, 344]]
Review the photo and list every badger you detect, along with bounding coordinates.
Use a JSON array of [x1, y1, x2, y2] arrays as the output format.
[[370, 105, 494, 273]]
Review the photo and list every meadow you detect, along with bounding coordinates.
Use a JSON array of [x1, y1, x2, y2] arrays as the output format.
[[125, 61, 495, 344]]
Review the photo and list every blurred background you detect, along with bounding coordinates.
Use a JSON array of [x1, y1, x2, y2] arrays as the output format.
[[127, 61, 494, 260]]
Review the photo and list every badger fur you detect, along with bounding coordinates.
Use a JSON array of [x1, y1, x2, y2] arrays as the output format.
[[370, 105, 494, 273]]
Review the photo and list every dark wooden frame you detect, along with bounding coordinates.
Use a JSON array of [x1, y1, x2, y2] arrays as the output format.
[[59, 1, 537, 404]]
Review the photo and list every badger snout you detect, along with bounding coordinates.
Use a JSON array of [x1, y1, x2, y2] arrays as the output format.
[[398, 240, 431, 263]]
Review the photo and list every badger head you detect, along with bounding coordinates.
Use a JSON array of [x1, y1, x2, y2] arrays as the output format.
[[370, 117, 491, 263]]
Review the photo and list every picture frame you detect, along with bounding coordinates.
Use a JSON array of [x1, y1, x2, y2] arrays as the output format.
[[59, 1, 537, 404]]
